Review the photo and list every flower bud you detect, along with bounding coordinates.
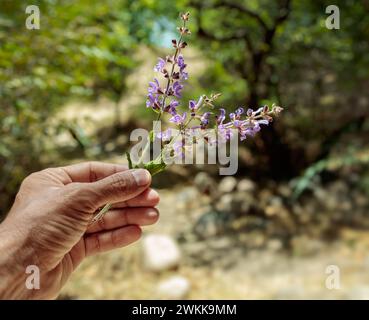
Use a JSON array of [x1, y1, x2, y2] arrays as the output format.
[[272, 105, 284, 114], [181, 12, 190, 21]]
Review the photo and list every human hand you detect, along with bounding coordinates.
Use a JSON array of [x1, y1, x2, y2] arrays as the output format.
[[0, 162, 159, 299]]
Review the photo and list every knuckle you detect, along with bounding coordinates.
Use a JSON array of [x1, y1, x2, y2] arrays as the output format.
[[111, 230, 120, 247], [21, 172, 40, 186], [64, 183, 98, 213], [110, 172, 135, 193], [97, 216, 106, 230], [90, 233, 101, 255], [88, 162, 99, 182]]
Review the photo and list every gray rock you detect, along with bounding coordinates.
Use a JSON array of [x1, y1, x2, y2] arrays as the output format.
[[194, 172, 217, 195], [216, 192, 251, 213], [142, 234, 181, 272], [277, 184, 292, 197], [156, 276, 190, 299], [266, 239, 283, 252], [216, 194, 233, 212]]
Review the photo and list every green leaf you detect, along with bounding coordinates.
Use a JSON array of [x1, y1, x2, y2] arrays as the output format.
[[144, 160, 166, 176]]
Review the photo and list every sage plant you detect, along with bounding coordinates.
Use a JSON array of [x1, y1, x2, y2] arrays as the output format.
[[93, 12, 283, 222]]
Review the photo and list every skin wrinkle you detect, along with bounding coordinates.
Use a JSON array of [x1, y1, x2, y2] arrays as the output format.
[[90, 232, 101, 255], [0, 162, 159, 299], [88, 162, 98, 183], [97, 214, 106, 231], [110, 172, 130, 193], [65, 183, 98, 213], [111, 228, 118, 247], [121, 209, 129, 226], [59, 167, 74, 184]]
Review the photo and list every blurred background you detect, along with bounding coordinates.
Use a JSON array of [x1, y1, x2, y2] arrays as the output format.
[[1, 0, 369, 299]]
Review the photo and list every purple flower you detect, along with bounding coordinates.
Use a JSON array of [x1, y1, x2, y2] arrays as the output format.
[[177, 55, 186, 71], [146, 93, 161, 110], [157, 129, 172, 142], [235, 107, 244, 117], [170, 112, 187, 125], [189, 100, 196, 112], [233, 119, 242, 128], [146, 93, 155, 106], [181, 71, 189, 80], [189, 97, 204, 115], [257, 119, 269, 126], [253, 107, 264, 116], [218, 126, 233, 143], [200, 112, 211, 128], [216, 108, 226, 125], [154, 58, 166, 72], [230, 107, 244, 121], [168, 99, 179, 115], [240, 123, 261, 140], [173, 140, 184, 158], [148, 78, 162, 94], [146, 78, 164, 110], [177, 55, 188, 80], [172, 81, 183, 98], [238, 119, 268, 140]]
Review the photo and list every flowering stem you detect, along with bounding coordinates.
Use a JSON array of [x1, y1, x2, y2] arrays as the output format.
[[160, 19, 187, 114], [92, 12, 284, 224], [137, 136, 151, 165]]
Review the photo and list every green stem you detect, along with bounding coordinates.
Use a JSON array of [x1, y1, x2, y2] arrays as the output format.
[[90, 203, 111, 224], [137, 135, 151, 166], [160, 20, 186, 112]]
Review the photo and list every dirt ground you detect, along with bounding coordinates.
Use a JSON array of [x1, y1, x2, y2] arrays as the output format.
[[60, 186, 369, 300]]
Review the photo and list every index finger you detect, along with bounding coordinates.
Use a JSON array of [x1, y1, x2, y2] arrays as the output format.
[[60, 161, 127, 183]]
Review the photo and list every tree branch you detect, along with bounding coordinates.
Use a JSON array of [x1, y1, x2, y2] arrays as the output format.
[[195, 8, 254, 54], [213, 0, 269, 32], [274, 0, 291, 27]]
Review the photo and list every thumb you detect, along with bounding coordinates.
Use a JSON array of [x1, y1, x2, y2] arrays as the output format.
[[87, 169, 151, 209]]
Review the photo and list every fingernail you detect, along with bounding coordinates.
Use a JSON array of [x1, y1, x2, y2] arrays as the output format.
[[146, 209, 158, 218], [132, 169, 150, 187]]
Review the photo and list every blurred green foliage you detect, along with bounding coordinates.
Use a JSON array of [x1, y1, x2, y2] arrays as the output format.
[[1, 0, 140, 213], [1, 0, 369, 215]]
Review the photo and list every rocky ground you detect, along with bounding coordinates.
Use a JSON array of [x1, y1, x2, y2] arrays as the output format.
[[60, 176, 369, 300]]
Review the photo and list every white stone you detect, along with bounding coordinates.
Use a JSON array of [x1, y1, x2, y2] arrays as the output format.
[[237, 178, 256, 192], [218, 176, 237, 193], [142, 234, 181, 272], [156, 276, 190, 299]]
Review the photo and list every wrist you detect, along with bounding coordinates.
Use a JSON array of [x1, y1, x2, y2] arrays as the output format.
[[0, 219, 37, 299]]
